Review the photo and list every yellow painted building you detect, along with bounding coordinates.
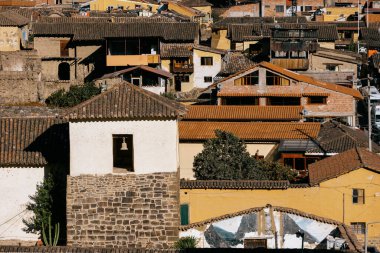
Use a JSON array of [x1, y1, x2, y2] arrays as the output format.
[[180, 147, 380, 247], [322, 7, 358, 21], [90, 0, 159, 12]]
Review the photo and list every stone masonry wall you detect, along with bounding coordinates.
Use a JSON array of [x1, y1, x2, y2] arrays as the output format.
[[66, 172, 180, 248]]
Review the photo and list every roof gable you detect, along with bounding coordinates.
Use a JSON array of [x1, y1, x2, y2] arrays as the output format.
[[308, 147, 380, 186], [215, 61, 363, 99], [67, 82, 187, 121]]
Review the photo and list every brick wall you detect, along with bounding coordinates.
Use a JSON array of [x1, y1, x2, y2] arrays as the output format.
[[66, 172, 180, 248]]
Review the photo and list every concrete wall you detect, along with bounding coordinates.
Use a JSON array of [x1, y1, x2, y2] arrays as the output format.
[[67, 172, 179, 248], [0, 167, 44, 244], [310, 54, 358, 80], [211, 30, 230, 50], [69, 120, 179, 176], [193, 49, 222, 89], [180, 168, 380, 247], [0, 27, 21, 51], [179, 142, 276, 180]]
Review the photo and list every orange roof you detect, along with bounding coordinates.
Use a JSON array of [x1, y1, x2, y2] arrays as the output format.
[[214, 61, 363, 100], [179, 121, 320, 141], [217, 92, 302, 97], [308, 147, 380, 185], [183, 106, 303, 121]]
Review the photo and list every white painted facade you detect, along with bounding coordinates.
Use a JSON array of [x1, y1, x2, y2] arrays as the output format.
[[0, 167, 44, 242], [193, 49, 223, 89], [69, 119, 179, 176]]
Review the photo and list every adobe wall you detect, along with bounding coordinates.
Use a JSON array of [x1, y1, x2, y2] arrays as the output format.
[[66, 172, 180, 248]]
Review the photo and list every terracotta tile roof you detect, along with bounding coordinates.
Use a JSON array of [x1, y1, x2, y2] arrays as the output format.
[[99, 65, 172, 79], [32, 20, 198, 41], [180, 0, 213, 7], [217, 92, 302, 97], [338, 224, 364, 253], [0, 106, 62, 118], [0, 117, 68, 167], [183, 105, 303, 121], [227, 23, 338, 42], [0, 10, 29, 26], [160, 43, 193, 58], [193, 45, 227, 55], [179, 121, 320, 141], [213, 16, 307, 30], [214, 61, 363, 100], [219, 51, 255, 76], [180, 180, 290, 189], [67, 82, 187, 121], [361, 27, 380, 48], [306, 121, 380, 154], [308, 147, 380, 186]]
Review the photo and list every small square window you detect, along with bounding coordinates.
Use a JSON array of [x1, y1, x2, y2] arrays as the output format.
[[204, 76, 213, 82], [275, 5, 284, 12], [353, 189, 365, 204], [326, 64, 338, 71], [351, 222, 365, 234], [308, 96, 327, 104], [201, 57, 213, 66], [113, 134, 134, 172]]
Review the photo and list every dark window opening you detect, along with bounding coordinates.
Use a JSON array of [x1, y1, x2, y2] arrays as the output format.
[[204, 76, 213, 82], [58, 62, 70, 80], [283, 155, 319, 171], [308, 96, 327, 104], [351, 222, 365, 234], [234, 71, 259, 86], [113, 134, 134, 172], [266, 71, 290, 86], [201, 57, 213, 66], [352, 189, 365, 204], [326, 64, 338, 71], [244, 239, 267, 249], [222, 97, 259, 105], [180, 204, 189, 225], [275, 5, 284, 12], [60, 40, 69, 57], [267, 97, 300, 106]]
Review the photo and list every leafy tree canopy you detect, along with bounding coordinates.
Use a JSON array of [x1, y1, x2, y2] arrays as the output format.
[[46, 82, 101, 107], [193, 130, 296, 181]]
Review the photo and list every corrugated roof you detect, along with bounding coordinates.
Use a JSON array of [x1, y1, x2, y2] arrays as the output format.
[[183, 105, 303, 121], [67, 82, 187, 121], [179, 121, 320, 141], [180, 0, 212, 7], [160, 42, 193, 58], [219, 51, 255, 76], [213, 16, 307, 30], [214, 61, 363, 100], [308, 147, 380, 186]]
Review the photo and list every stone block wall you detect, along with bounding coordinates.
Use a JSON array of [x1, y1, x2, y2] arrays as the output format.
[[66, 172, 180, 248]]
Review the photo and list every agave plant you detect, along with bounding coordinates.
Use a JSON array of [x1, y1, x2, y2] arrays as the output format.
[[41, 215, 60, 246]]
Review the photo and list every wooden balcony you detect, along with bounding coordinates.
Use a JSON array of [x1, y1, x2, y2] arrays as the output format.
[[271, 58, 309, 70], [106, 54, 160, 67], [172, 63, 194, 73]]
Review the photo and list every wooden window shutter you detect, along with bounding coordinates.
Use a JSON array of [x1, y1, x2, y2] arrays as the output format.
[[60, 40, 69, 57], [180, 204, 189, 225]]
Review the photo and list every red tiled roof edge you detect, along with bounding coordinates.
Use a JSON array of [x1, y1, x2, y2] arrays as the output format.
[[180, 180, 290, 189]]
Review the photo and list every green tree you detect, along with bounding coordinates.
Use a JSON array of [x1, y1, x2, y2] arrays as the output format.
[[193, 130, 296, 181], [23, 175, 54, 234], [46, 82, 101, 107]]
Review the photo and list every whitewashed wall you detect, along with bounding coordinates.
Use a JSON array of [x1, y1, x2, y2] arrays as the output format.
[[0, 167, 44, 242], [193, 49, 222, 89], [69, 120, 179, 176]]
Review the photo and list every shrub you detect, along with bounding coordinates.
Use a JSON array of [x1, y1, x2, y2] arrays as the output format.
[[46, 82, 101, 107], [174, 236, 198, 249]]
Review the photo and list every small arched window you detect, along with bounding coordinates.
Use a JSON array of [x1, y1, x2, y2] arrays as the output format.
[[58, 62, 70, 80]]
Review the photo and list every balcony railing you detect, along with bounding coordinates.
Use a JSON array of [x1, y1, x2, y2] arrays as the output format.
[[106, 54, 160, 67], [271, 58, 309, 70], [172, 63, 194, 73]]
